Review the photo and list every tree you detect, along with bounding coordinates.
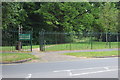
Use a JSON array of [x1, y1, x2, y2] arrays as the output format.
[[98, 2, 118, 32], [2, 2, 27, 30], [95, 2, 119, 42], [34, 2, 95, 33]]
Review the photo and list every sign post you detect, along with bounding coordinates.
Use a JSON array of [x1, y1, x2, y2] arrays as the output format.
[[39, 30, 45, 51], [17, 25, 23, 51], [19, 34, 31, 40], [19, 33, 32, 51]]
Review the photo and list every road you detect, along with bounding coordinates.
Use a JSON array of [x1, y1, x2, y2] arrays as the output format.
[[2, 57, 119, 78]]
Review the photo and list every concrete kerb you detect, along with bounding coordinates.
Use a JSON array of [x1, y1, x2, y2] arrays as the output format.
[[93, 55, 120, 58], [0, 58, 32, 64], [1, 52, 34, 64]]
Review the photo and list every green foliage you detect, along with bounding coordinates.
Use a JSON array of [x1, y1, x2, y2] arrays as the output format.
[[2, 2, 119, 45], [97, 2, 119, 32], [2, 2, 119, 32], [2, 2, 27, 30]]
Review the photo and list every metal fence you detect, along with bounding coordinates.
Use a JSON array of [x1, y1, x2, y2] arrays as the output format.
[[40, 32, 120, 51], [2, 30, 32, 52], [1, 30, 120, 52]]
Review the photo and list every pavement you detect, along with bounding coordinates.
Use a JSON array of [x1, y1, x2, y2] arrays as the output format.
[[2, 57, 119, 78], [31, 48, 119, 54], [28, 48, 119, 63], [1, 48, 119, 64]]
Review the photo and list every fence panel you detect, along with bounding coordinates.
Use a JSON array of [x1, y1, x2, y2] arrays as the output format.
[[40, 32, 119, 52], [2, 31, 119, 52], [2, 30, 32, 52]]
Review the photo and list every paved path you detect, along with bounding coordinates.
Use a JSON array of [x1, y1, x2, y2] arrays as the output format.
[[2, 48, 119, 63], [38, 48, 119, 54], [29, 48, 119, 63]]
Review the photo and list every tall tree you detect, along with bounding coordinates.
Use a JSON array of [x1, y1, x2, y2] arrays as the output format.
[[34, 2, 96, 32], [2, 2, 27, 30], [98, 2, 118, 32]]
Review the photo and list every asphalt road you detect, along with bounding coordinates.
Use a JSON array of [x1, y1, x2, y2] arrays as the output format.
[[2, 57, 119, 78]]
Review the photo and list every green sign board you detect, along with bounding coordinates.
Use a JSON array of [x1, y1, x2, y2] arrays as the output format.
[[19, 34, 31, 40]]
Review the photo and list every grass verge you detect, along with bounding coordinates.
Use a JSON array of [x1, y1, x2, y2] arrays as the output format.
[[63, 51, 118, 58], [0, 53, 37, 63], [46, 42, 118, 51], [1, 45, 39, 51], [1, 42, 119, 52]]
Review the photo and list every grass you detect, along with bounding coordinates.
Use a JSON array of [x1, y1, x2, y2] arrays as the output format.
[[63, 51, 119, 58], [0, 53, 37, 63], [45, 42, 119, 51], [1, 45, 39, 51], [1, 42, 119, 52]]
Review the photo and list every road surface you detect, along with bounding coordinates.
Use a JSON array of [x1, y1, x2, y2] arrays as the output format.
[[2, 57, 119, 78]]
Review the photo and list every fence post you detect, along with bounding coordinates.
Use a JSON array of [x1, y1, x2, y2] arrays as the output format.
[[117, 33, 119, 42], [70, 33, 72, 50], [105, 32, 108, 48], [55, 32, 57, 44], [90, 32, 93, 49], [30, 31, 32, 52], [109, 32, 111, 48], [39, 32, 41, 51], [69, 32, 73, 50], [39, 30, 45, 51]]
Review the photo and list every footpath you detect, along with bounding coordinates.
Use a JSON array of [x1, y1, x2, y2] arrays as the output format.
[[29, 48, 119, 63]]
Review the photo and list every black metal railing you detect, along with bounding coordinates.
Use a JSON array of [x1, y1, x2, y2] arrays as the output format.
[[1, 30, 120, 52]]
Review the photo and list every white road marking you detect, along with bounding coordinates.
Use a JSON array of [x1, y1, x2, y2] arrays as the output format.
[[0, 77, 2, 80], [53, 66, 118, 76], [53, 66, 118, 72], [69, 71, 72, 76], [104, 67, 109, 70], [71, 69, 118, 76], [26, 74, 32, 78], [54, 70, 73, 76]]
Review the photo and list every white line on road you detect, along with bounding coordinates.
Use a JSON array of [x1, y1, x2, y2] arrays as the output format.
[[104, 67, 109, 70], [26, 74, 32, 78], [66, 70, 72, 76], [53, 66, 118, 72], [53, 66, 119, 76], [54, 70, 73, 76], [54, 70, 71, 72], [71, 69, 118, 76]]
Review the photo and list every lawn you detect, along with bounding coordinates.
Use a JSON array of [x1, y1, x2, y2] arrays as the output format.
[[63, 51, 118, 58], [1, 42, 119, 52], [45, 42, 119, 51], [0, 53, 37, 63], [1, 45, 39, 51]]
